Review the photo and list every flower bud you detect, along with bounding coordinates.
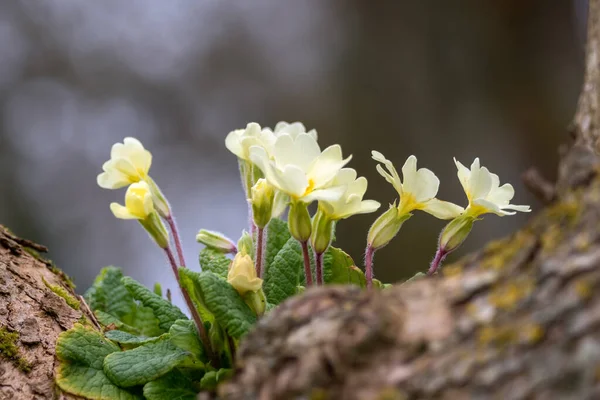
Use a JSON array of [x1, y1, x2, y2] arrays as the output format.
[[227, 253, 263, 295], [242, 289, 266, 316], [196, 229, 237, 254], [367, 204, 411, 250], [438, 215, 475, 253], [146, 177, 171, 218], [251, 179, 275, 229], [139, 212, 170, 249], [237, 231, 255, 259], [310, 208, 334, 254], [288, 201, 312, 242]]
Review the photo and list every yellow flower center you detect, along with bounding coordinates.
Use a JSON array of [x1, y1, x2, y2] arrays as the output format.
[[302, 179, 316, 197], [397, 192, 422, 215]]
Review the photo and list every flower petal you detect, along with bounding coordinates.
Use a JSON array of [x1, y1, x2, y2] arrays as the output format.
[[454, 157, 471, 197], [309, 145, 352, 188], [488, 183, 515, 206], [421, 199, 464, 219], [97, 170, 131, 189], [469, 165, 493, 200], [473, 198, 509, 216], [110, 203, 137, 219], [372, 151, 402, 194], [302, 186, 346, 203]]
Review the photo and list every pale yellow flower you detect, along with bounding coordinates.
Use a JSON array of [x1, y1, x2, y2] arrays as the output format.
[[454, 158, 531, 217], [97, 138, 152, 189], [110, 181, 154, 220], [227, 253, 263, 295]]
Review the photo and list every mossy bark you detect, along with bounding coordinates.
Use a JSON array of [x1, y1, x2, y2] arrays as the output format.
[[0, 225, 96, 400], [220, 2, 600, 399]]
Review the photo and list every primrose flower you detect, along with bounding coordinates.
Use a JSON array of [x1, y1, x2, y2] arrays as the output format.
[[97, 138, 152, 189], [271, 121, 318, 141], [225, 123, 274, 162], [318, 168, 380, 220], [250, 133, 351, 203], [110, 181, 154, 220], [454, 158, 531, 217], [110, 182, 169, 248], [227, 253, 263, 295], [372, 151, 464, 219]]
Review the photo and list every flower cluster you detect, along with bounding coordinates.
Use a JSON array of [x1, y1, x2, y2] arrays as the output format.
[[364, 152, 530, 280], [225, 122, 381, 285]]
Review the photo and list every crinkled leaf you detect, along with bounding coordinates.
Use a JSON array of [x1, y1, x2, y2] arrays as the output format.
[[84, 267, 135, 321], [103, 338, 189, 388], [323, 247, 366, 287], [264, 237, 303, 305], [169, 319, 206, 363], [179, 269, 215, 325], [264, 218, 291, 269], [85, 268, 161, 336], [180, 270, 256, 339], [143, 369, 198, 400], [56, 324, 142, 400], [199, 368, 234, 391], [94, 310, 140, 335], [199, 248, 231, 279], [104, 330, 163, 347], [122, 277, 187, 331]]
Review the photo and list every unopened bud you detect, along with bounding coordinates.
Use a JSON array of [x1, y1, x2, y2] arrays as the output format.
[[310, 208, 334, 254], [251, 179, 275, 229], [227, 253, 263, 295], [288, 201, 312, 242], [139, 212, 170, 249], [438, 215, 475, 253], [146, 177, 171, 218], [367, 204, 411, 250], [237, 231, 254, 259], [196, 229, 237, 254], [242, 289, 266, 316]]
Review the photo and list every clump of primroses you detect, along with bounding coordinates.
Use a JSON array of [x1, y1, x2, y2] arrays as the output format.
[[98, 123, 530, 296]]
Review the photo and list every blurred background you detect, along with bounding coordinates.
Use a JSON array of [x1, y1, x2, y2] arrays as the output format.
[[0, 1, 586, 307]]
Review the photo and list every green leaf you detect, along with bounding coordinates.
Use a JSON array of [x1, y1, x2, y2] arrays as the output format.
[[199, 248, 231, 279], [169, 319, 206, 363], [143, 369, 198, 400], [103, 338, 189, 388], [404, 272, 426, 284], [122, 277, 187, 331], [56, 324, 142, 400], [85, 267, 136, 320], [85, 268, 162, 336], [323, 247, 366, 287], [179, 269, 215, 326], [264, 237, 303, 305], [264, 218, 291, 269], [199, 368, 234, 391], [104, 330, 163, 347], [153, 282, 162, 297], [94, 310, 140, 335], [180, 270, 256, 339]]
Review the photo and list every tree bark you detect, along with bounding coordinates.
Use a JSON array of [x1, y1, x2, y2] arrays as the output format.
[[220, 2, 600, 400], [0, 226, 96, 400]]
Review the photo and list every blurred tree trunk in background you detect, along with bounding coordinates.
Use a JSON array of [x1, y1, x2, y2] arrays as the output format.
[[221, 1, 600, 398]]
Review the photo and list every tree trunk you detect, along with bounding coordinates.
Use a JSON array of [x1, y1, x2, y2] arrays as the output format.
[[220, 2, 600, 400], [0, 226, 96, 400]]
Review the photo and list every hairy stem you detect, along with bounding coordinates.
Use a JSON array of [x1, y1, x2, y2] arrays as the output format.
[[365, 244, 375, 289], [166, 215, 186, 268], [256, 227, 265, 278], [301, 241, 313, 287], [427, 247, 448, 276], [164, 246, 217, 367], [315, 251, 324, 286]]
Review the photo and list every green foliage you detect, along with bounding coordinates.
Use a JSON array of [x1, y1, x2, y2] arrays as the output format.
[[143, 370, 198, 400], [199, 248, 231, 278], [264, 218, 291, 267], [121, 277, 187, 331], [323, 246, 366, 287], [56, 324, 142, 400], [103, 338, 190, 388], [179, 270, 256, 339], [85, 267, 162, 336], [104, 330, 163, 347], [200, 368, 233, 391], [263, 237, 304, 305], [169, 319, 206, 363]]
